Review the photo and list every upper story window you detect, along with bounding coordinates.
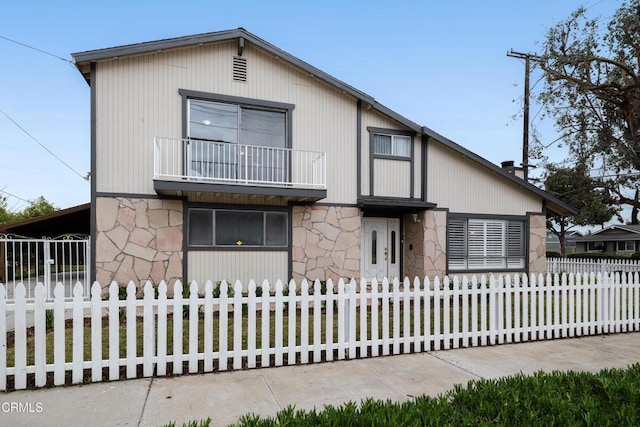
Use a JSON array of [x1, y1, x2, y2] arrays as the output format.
[[372, 134, 411, 158], [189, 99, 286, 148]]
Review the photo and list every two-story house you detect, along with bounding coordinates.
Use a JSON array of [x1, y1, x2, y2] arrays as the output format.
[[71, 28, 575, 288]]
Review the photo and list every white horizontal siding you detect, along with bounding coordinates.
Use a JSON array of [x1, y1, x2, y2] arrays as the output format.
[[427, 142, 542, 215], [187, 250, 288, 286], [95, 41, 357, 203], [373, 159, 411, 198]]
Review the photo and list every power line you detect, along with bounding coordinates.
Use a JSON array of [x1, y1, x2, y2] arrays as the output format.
[[0, 107, 89, 182], [0, 188, 30, 204], [0, 34, 74, 64]]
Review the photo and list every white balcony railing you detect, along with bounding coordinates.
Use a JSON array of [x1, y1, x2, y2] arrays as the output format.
[[154, 137, 326, 189]]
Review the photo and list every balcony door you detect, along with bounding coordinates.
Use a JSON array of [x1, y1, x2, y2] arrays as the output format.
[[187, 99, 287, 183], [361, 218, 400, 280]]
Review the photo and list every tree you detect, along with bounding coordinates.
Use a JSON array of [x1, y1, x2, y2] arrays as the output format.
[[545, 163, 618, 257], [0, 196, 57, 226], [16, 196, 56, 220], [537, 1, 640, 219]]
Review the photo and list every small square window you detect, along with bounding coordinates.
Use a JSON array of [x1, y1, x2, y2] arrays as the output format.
[[373, 133, 411, 158]]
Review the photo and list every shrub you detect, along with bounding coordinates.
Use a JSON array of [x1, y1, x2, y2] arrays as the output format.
[[546, 251, 561, 258]]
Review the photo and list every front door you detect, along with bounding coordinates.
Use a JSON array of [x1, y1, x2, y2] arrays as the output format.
[[361, 218, 400, 280]]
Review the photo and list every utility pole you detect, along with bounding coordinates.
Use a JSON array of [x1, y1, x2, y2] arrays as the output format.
[[507, 49, 541, 182]]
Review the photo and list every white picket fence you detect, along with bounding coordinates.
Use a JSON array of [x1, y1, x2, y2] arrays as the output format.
[[2, 273, 640, 391], [547, 257, 640, 275]]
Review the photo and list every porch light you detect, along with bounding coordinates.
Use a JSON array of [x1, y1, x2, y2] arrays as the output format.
[[202, 119, 211, 125]]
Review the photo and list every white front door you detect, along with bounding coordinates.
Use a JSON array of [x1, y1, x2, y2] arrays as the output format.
[[361, 218, 400, 280]]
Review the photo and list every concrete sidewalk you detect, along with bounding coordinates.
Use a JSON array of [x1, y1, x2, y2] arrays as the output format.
[[2, 333, 640, 427]]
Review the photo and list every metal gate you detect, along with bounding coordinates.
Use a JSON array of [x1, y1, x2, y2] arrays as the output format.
[[0, 235, 91, 301]]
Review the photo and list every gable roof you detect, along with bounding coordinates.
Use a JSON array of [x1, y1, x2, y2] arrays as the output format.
[[71, 28, 576, 217], [573, 224, 640, 242]]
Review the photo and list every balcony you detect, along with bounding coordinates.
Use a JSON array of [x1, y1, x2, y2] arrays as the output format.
[[153, 137, 327, 201]]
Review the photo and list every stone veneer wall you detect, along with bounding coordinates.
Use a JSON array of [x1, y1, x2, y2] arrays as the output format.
[[403, 210, 448, 279], [95, 197, 183, 289], [291, 206, 361, 283], [528, 213, 547, 275]]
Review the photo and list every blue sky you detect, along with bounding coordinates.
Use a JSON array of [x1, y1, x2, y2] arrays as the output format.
[[0, 0, 619, 211]]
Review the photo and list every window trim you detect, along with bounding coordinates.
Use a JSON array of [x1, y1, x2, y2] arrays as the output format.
[[447, 214, 528, 273], [187, 205, 290, 251]]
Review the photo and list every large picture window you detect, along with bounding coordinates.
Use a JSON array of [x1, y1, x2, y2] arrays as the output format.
[[186, 96, 289, 184], [188, 208, 288, 248], [448, 217, 525, 271]]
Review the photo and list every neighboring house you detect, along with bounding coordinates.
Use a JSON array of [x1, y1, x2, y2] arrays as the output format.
[[575, 224, 640, 256], [546, 230, 581, 255], [71, 28, 576, 288]]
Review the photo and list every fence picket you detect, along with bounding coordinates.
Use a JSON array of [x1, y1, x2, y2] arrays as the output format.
[[233, 281, 243, 370], [313, 280, 322, 363], [284, 280, 294, 365], [370, 278, 379, 357], [338, 279, 346, 359], [189, 281, 200, 373], [413, 277, 421, 352], [172, 281, 184, 374], [452, 276, 460, 349], [143, 281, 155, 377], [53, 283, 65, 386], [470, 276, 478, 347], [300, 280, 309, 364], [433, 276, 442, 350], [359, 278, 368, 358], [203, 281, 214, 372], [403, 278, 411, 354], [218, 281, 229, 372], [461, 276, 469, 347], [108, 282, 120, 380], [126, 282, 136, 379], [326, 279, 335, 361], [443, 277, 450, 350], [34, 283, 46, 387], [423, 277, 432, 351], [513, 275, 520, 343], [261, 281, 271, 367], [91, 282, 102, 382], [348, 279, 357, 359], [72, 282, 84, 384], [157, 281, 168, 376], [381, 278, 390, 355], [14, 284, 27, 390], [392, 278, 401, 355], [247, 280, 257, 369]]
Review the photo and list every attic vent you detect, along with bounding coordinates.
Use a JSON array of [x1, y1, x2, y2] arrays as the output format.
[[233, 56, 247, 82]]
